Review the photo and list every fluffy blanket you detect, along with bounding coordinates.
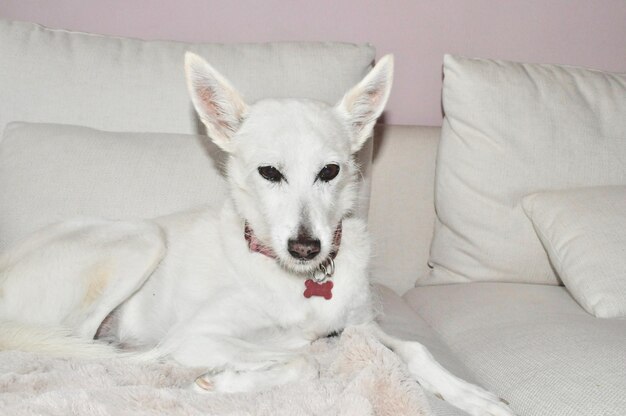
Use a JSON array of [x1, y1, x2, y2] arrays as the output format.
[[0, 327, 432, 416]]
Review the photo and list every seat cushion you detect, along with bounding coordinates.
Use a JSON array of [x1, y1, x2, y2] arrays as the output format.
[[404, 283, 626, 416]]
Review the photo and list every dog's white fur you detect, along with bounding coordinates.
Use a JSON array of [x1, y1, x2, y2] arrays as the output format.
[[0, 54, 514, 416]]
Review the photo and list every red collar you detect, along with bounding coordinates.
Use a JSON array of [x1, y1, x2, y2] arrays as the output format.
[[244, 223, 277, 258]]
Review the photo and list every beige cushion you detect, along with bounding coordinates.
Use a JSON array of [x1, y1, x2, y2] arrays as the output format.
[[523, 186, 626, 319], [404, 283, 626, 416], [0, 19, 374, 135], [368, 125, 439, 293], [428, 55, 626, 285], [0, 122, 225, 250]]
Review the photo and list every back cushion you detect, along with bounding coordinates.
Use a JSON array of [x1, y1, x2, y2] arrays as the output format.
[[368, 125, 439, 294], [426, 55, 626, 286], [0, 123, 226, 250], [0, 19, 375, 135]]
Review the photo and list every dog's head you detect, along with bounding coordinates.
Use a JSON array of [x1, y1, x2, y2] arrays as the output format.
[[185, 53, 393, 274]]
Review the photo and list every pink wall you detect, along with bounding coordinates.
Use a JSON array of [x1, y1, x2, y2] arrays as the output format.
[[2, 0, 625, 126]]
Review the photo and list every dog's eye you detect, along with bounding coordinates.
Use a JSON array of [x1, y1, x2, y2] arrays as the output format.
[[317, 164, 340, 182], [258, 166, 284, 183]]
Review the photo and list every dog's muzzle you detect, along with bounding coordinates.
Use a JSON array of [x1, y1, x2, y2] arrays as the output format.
[[244, 221, 342, 280]]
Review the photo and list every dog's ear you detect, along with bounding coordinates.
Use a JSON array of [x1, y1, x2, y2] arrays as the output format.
[[185, 52, 248, 152], [335, 54, 394, 153]]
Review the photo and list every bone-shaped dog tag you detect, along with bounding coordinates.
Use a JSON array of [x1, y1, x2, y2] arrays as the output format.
[[304, 279, 333, 300]]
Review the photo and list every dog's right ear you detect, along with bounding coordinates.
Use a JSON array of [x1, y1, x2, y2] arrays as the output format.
[[335, 54, 394, 154], [185, 52, 248, 152]]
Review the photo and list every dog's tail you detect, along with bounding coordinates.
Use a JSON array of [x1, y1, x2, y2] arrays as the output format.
[[0, 320, 160, 360]]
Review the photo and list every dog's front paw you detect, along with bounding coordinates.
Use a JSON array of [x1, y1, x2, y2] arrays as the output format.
[[192, 374, 215, 393], [191, 368, 262, 394], [190, 368, 223, 393], [191, 355, 319, 394], [437, 381, 515, 416]]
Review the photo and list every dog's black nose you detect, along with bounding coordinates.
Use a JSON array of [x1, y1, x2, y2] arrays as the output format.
[[288, 236, 321, 260]]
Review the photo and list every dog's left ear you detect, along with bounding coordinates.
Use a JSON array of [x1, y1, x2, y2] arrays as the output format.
[[185, 52, 248, 152], [335, 54, 394, 153]]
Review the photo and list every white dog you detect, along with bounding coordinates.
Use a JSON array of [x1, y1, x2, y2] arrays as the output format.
[[0, 53, 513, 416]]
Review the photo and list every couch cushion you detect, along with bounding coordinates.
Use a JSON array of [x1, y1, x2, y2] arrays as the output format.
[[369, 125, 439, 293], [0, 19, 375, 135], [428, 55, 626, 286], [404, 283, 626, 416], [0, 122, 224, 250], [523, 186, 626, 319]]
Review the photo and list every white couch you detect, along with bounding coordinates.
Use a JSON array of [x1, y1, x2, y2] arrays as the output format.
[[1, 19, 625, 416]]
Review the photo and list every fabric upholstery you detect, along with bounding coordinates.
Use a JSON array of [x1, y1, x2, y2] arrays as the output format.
[[368, 126, 439, 293], [523, 186, 626, 319], [0, 19, 375, 135], [428, 55, 626, 286], [375, 284, 475, 383], [404, 283, 626, 416], [0, 122, 225, 250]]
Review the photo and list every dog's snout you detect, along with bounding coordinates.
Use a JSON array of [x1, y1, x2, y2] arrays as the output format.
[[288, 238, 321, 260], [288, 228, 321, 260]]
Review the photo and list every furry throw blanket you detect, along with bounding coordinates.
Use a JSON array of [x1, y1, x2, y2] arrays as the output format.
[[0, 327, 432, 416]]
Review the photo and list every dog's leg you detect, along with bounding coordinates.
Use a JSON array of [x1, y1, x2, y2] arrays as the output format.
[[157, 327, 317, 393], [0, 219, 165, 340], [366, 323, 515, 416], [193, 353, 318, 394], [76, 221, 166, 339]]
